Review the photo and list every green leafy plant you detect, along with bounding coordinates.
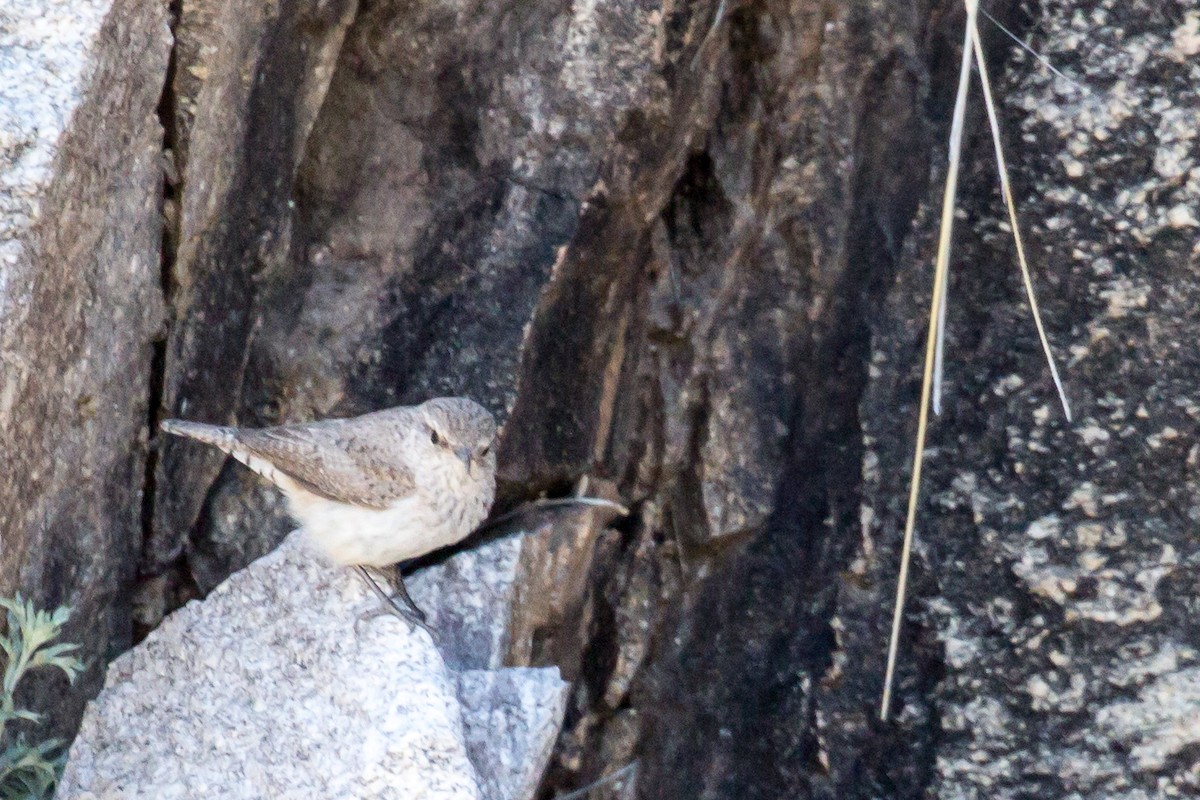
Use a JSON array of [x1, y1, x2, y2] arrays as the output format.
[[0, 595, 83, 800]]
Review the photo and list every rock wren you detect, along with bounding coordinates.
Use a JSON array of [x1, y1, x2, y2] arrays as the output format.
[[160, 397, 497, 629]]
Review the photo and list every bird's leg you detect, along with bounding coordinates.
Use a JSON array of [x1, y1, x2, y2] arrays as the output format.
[[387, 564, 428, 625], [354, 565, 431, 635]]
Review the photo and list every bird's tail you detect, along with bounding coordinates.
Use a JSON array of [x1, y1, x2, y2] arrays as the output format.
[[160, 419, 292, 491], [159, 419, 238, 452]]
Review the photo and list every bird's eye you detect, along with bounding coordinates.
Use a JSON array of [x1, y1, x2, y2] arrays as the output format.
[[430, 429, 441, 446]]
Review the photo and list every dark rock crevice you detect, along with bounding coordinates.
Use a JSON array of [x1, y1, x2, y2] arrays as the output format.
[[151, 0, 311, 572], [524, 3, 946, 797], [133, 0, 184, 643], [635, 34, 938, 800], [146, 0, 360, 596]]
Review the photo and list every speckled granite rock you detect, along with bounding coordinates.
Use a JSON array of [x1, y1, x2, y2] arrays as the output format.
[[410, 538, 523, 672], [457, 669, 571, 800], [60, 532, 569, 799], [410, 502, 614, 675], [0, 0, 169, 740]]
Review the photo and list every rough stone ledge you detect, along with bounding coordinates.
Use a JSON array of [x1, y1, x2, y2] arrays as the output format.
[[59, 531, 569, 800]]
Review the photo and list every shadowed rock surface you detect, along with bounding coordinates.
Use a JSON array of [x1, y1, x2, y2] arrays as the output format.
[[148, 0, 359, 584], [3, 0, 1199, 797]]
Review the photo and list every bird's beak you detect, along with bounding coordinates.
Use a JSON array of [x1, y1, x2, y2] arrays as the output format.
[[456, 446, 473, 471]]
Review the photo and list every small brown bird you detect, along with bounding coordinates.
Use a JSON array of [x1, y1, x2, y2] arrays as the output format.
[[160, 397, 498, 630]]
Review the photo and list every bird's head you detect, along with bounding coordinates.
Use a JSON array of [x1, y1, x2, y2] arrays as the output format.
[[418, 397, 497, 478]]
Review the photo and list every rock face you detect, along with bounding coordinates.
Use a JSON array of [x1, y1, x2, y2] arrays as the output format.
[[0, 0, 169, 734], [148, 0, 359, 589], [641, 1, 1200, 798], [59, 530, 569, 799], [6, 0, 1200, 796], [840, 4, 1200, 797]]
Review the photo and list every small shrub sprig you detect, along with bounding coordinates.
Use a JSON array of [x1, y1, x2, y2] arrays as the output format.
[[0, 595, 83, 800]]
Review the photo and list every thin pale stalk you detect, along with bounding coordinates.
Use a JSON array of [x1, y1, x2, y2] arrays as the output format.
[[982, 9, 1151, 130], [880, 0, 979, 722], [981, 9, 1082, 92], [473, 496, 629, 536], [931, 22, 975, 416], [970, 24, 1072, 420], [932, 240, 951, 415]]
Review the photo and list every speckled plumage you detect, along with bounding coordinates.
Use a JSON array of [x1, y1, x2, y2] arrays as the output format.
[[161, 397, 497, 568]]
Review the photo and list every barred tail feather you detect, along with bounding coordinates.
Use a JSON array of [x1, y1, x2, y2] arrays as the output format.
[[159, 419, 237, 451], [160, 419, 296, 492]]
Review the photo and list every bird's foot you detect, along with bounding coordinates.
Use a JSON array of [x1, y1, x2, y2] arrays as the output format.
[[377, 597, 433, 636], [354, 565, 433, 636], [387, 564, 428, 624]]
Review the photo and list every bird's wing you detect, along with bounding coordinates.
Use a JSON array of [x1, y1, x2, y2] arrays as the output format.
[[235, 421, 415, 510]]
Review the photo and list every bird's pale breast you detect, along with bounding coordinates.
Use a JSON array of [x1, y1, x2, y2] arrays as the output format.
[[284, 458, 494, 567]]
